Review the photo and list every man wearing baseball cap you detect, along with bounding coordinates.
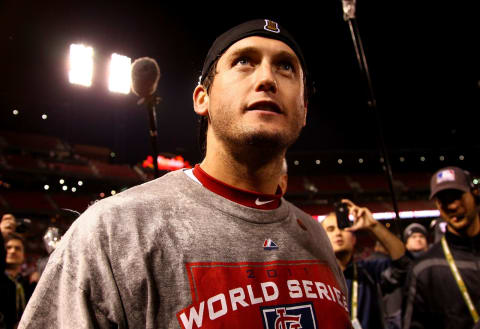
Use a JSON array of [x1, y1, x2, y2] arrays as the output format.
[[19, 20, 351, 328], [404, 166, 480, 329]]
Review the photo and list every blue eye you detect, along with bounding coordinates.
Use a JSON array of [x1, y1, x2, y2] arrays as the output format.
[[235, 57, 249, 65], [280, 62, 293, 71]]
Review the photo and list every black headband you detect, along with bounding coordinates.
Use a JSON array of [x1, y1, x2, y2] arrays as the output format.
[[199, 19, 308, 85]]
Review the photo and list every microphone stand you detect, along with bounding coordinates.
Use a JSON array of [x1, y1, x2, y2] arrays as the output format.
[[342, 0, 401, 229], [139, 94, 161, 178]]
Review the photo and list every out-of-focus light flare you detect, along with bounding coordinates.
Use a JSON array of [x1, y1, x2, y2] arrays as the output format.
[[12, 109, 19, 115], [42, 114, 48, 120], [108, 53, 131, 94], [62, 186, 68, 191], [69, 44, 94, 87]]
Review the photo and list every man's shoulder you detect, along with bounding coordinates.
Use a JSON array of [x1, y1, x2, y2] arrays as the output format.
[[283, 201, 330, 233], [284, 200, 319, 222], [64, 170, 192, 235], [410, 242, 445, 277], [88, 170, 190, 213]]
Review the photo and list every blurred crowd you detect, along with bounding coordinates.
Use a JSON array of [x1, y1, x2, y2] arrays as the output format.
[[0, 215, 61, 329], [1, 165, 479, 329]]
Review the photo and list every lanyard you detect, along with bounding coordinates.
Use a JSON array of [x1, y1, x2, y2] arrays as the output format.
[[441, 235, 479, 323], [350, 263, 363, 329], [351, 263, 358, 321]]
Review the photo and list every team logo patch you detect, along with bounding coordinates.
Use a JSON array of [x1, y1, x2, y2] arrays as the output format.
[[264, 19, 280, 33], [261, 302, 318, 329], [437, 169, 455, 183], [264, 239, 279, 250]]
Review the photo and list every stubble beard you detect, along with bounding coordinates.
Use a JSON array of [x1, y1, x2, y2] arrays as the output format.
[[210, 107, 304, 160]]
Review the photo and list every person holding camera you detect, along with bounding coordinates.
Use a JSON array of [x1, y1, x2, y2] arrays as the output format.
[[403, 167, 480, 329], [1, 214, 18, 329], [4, 233, 37, 327], [322, 199, 407, 329]]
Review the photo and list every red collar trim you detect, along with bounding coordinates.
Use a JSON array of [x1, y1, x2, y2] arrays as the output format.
[[193, 164, 281, 210]]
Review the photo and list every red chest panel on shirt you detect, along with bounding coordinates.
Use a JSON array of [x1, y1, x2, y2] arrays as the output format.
[[176, 260, 351, 329]]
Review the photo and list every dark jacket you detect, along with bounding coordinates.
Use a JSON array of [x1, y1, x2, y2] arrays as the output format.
[[0, 232, 16, 329], [403, 230, 480, 329], [345, 255, 410, 329]]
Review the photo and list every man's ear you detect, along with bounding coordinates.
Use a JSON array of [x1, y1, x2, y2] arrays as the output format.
[[472, 188, 480, 205], [302, 102, 308, 127], [193, 84, 209, 117]]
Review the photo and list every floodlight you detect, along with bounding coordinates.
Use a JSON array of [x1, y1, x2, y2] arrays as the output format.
[[108, 53, 131, 94], [69, 44, 94, 87]]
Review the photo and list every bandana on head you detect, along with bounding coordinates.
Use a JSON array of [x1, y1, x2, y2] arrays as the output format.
[[199, 19, 308, 85]]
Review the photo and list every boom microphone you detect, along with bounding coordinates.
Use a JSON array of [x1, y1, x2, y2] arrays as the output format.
[[131, 57, 161, 98], [341, 0, 356, 20]]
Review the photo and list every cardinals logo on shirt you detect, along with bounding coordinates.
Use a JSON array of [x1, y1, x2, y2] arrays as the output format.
[[261, 302, 318, 329]]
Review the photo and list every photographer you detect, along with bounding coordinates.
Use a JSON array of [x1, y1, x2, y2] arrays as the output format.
[[1, 214, 19, 329], [322, 200, 408, 329]]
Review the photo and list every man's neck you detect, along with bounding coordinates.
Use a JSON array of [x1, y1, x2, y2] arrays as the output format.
[[5, 265, 21, 279], [201, 138, 285, 194], [448, 215, 480, 238], [336, 251, 353, 272]]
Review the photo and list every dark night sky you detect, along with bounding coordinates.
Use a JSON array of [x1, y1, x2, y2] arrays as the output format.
[[1, 1, 479, 167]]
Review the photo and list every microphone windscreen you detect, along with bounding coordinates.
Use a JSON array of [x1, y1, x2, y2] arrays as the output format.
[[131, 57, 161, 97]]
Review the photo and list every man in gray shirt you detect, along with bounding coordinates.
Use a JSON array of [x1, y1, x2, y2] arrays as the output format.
[[19, 19, 351, 329]]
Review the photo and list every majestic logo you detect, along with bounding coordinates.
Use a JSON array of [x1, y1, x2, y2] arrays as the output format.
[[437, 169, 455, 183], [264, 239, 279, 250], [255, 198, 275, 206], [261, 302, 318, 329], [264, 19, 281, 33]]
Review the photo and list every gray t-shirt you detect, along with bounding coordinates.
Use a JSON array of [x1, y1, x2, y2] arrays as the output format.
[[19, 170, 350, 329]]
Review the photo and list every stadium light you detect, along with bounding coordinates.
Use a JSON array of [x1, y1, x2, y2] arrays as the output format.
[[69, 44, 94, 87], [316, 209, 440, 222], [108, 53, 131, 94]]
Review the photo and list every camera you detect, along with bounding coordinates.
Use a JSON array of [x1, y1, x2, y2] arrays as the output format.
[[15, 217, 32, 233], [334, 202, 351, 229]]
